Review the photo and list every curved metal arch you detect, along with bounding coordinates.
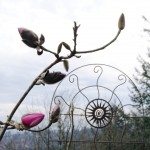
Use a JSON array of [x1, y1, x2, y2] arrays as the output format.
[[50, 64, 140, 124]]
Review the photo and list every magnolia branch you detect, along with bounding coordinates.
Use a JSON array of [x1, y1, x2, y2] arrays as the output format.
[[0, 13, 125, 141]]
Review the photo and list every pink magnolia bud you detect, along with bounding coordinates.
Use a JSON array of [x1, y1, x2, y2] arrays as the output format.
[[18, 27, 45, 55], [21, 113, 44, 128], [18, 27, 39, 48], [51, 103, 60, 123]]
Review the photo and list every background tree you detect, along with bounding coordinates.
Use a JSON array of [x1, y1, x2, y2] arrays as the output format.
[[130, 49, 150, 116], [129, 16, 150, 150], [130, 16, 150, 116]]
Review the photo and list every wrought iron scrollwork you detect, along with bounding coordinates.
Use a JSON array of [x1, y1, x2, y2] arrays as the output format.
[[85, 99, 113, 128]]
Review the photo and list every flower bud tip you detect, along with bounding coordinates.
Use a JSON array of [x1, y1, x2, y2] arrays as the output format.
[[18, 28, 24, 34]]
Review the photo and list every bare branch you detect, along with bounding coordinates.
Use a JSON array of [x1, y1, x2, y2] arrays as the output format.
[[40, 45, 59, 58], [142, 16, 150, 23], [73, 21, 80, 53], [66, 103, 74, 150], [143, 28, 150, 33], [76, 29, 121, 54]]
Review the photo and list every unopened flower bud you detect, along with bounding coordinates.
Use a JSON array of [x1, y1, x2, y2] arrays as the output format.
[[51, 102, 60, 123], [18, 28, 39, 48], [21, 113, 44, 128], [43, 71, 66, 84], [118, 13, 125, 30]]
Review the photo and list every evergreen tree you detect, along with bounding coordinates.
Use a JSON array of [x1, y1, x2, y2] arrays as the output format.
[[130, 16, 150, 116], [130, 17, 150, 149], [130, 49, 150, 116]]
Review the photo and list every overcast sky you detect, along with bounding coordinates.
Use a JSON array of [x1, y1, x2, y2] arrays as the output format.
[[0, 0, 150, 122]]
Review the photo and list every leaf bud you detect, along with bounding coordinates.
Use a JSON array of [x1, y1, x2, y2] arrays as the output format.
[[63, 60, 69, 72], [62, 42, 71, 51]]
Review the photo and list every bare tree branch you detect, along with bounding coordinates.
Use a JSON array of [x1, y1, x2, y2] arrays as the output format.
[[76, 30, 121, 54], [66, 103, 74, 150]]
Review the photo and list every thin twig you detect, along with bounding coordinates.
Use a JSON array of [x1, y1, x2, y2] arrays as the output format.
[[65, 107, 71, 148], [66, 103, 74, 150], [27, 122, 53, 132], [76, 30, 121, 54], [40, 45, 59, 58], [73, 21, 80, 53]]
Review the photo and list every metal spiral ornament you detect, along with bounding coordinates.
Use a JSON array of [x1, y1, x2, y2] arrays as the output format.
[[85, 99, 113, 128]]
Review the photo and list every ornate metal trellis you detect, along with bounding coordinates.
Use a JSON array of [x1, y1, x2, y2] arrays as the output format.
[[49, 64, 150, 150]]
